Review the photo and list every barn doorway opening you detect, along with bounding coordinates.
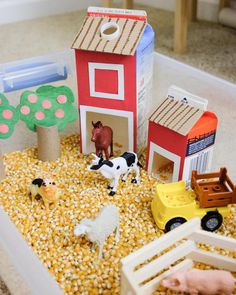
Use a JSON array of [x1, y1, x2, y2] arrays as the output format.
[[151, 152, 174, 183], [86, 112, 129, 156], [148, 142, 181, 182], [80, 106, 134, 157]]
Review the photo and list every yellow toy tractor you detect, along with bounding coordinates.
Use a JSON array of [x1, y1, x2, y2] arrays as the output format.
[[151, 168, 236, 232]]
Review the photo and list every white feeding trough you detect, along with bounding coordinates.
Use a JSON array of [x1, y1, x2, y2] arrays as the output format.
[[120, 218, 236, 295]]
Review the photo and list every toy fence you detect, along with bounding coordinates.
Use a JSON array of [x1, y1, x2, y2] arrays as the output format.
[[191, 168, 236, 208], [120, 218, 236, 295]]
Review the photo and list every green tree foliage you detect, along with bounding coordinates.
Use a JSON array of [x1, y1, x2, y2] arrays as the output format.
[[0, 93, 19, 139], [18, 85, 78, 132]]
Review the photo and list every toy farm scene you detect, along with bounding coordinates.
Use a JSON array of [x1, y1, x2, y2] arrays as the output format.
[[0, 5, 235, 295]]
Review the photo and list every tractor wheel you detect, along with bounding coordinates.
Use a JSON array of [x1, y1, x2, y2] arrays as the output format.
[[201, 211, 223, 232], [165, 217, 187, 232]]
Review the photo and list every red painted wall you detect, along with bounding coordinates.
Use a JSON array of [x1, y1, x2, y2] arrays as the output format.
[[75, 49, 137, 151], [188, 111, 218, 139], [75, 50, 137, 113], [146, 121, 188, 180]]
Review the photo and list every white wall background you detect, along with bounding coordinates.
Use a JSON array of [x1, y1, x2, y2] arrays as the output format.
[[0, 0, 100, 24], [0, 0, 222, 24]]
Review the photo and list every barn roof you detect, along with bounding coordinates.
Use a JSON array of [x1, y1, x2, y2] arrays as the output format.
[[149, 97, 204, 136], [71, 15, 147, 56]]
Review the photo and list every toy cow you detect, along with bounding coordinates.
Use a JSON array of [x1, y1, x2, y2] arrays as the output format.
[[74, 204, 119, 259], [88, 152, 142, 196], [162, 268, 236, 295], [29, 178, 59, 210], [91, 121, 113, 160]]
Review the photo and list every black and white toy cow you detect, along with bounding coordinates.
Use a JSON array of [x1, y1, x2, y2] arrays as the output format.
[[88, 152, 142, 196]]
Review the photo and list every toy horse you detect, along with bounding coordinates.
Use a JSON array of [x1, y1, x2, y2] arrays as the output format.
[[91, 121, 113, 160]]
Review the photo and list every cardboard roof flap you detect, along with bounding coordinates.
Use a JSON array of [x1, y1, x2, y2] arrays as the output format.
[[149, 97, 204, 136], [71, 16, 147, 56]]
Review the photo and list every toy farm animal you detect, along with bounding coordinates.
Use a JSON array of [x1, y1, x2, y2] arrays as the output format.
[[162, 268, 236, 295], [74, 204, 119, 258], [29, 178, 59, 210], [88, 152, 142, 196], [91, 121, 113, 160]]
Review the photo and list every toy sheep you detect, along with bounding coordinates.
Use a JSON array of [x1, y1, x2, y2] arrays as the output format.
[[29, 178, 59, 210], [162, 268, 236, 295], [74, 204, 119, 258]]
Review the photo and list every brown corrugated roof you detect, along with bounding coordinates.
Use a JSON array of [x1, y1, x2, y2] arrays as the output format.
[[149, 97, 204, 136], [71, 16, 146, 56]]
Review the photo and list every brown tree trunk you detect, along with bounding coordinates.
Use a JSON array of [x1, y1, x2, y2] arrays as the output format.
[[36, 125, 60, 161], [0, 147, 5, 181]]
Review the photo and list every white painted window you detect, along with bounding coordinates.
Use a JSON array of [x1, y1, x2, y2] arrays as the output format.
[[88, 62, 124, 100]]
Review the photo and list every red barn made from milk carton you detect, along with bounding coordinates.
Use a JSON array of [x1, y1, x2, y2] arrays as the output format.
[[72, 7, 154, 155], [146, 86, 218, 183]]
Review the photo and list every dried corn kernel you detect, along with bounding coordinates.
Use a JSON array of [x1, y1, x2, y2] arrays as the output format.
[[0, 134, 235, 295]]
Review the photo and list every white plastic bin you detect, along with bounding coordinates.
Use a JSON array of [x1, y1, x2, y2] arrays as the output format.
[[0, 52, 236, 294]]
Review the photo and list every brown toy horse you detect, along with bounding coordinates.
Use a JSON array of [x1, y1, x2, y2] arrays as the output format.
[[91, 121, 113, 160]]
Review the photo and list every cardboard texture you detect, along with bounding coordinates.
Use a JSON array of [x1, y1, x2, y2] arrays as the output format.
[[149, 97, 204, 136], [0, 149, 5, 181], [146, 86, 218, 183], [73, 7, 154, 156], [167, 85, 208, 110], [37, 125, 61, 161], [71, 14, 147, 56]]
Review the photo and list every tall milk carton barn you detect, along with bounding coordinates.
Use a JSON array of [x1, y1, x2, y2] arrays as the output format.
[[71, 7, 154, 155]]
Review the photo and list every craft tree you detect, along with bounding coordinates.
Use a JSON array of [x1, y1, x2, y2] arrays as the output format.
[[18, 85, 77, 161], [0, 93, 19, 180]]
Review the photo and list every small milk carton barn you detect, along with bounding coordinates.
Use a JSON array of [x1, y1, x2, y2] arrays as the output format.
[[146, 86, 218, 183], [71, 7, 154, 155]]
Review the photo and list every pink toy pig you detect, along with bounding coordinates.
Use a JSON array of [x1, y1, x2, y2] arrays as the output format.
[[162, 269, 235, 295]]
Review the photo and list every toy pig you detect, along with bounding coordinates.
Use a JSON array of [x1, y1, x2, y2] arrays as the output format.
[[162, 268, 236, 295], [29, 178, 59, 210]]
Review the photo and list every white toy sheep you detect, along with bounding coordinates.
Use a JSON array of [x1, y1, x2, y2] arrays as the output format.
[[74, 204, 119, 258]]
